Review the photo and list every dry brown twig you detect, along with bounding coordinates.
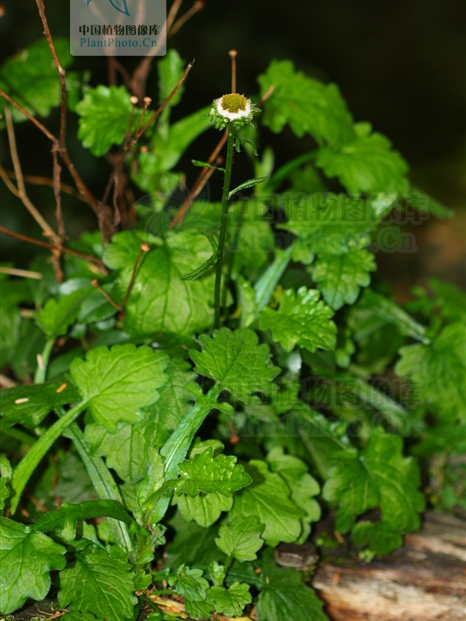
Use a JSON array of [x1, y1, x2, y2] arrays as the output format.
[[4, 170, 88, 202], [0, 225, 108, 274], [169, 1, 204, 36]]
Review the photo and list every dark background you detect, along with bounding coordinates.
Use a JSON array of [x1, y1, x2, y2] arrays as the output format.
[[1, 0, 465, 292]]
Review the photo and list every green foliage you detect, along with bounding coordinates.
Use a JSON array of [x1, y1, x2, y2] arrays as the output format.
[[312, 249, 376, 310], [257, 555, 328, 621], [0, 38, 72, 123], [175, 448, 251, 497], [323, 431, 425, 554], [190, 328, 280, 403], [0, 22, 461, 621], [316, 122, 409, 194], [76, 85, 134, 156], [260, 287, 337, 352], [0, 518, 66, 614], [396, 322, 466, 420], [70, 344, 168, 430], [258, 59, 354, 145], [215, 516, 264, 562], [58, 546, 137, 621]]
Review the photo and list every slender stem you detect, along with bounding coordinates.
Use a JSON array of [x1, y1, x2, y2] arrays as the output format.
[[214, 130, 235, 329], [65, 419, 133, 552], [10, 401, 87, 514], [170, 130, 228, 228], [34, 338, 55, 384]]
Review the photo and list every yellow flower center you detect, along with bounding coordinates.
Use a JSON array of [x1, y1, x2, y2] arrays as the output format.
[[221, 93, 248, 113]]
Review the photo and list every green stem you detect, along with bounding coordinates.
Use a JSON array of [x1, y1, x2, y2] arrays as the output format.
[[10, 401, 87, 514], [65, 418, 133, 553], [34, 338, 54, 384], [214, 130, 236, 329], [150, 386, 221, 523]]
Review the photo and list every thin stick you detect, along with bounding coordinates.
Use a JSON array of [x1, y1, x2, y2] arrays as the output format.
[[169, 1, 204, 36], [0, 225, 107, 271], [229, 49, 237, 93], [0, 90, 105, 223], [0, 90, 56, 142], [129, 0, 185, 100], [167, 0, 184, 31], [0, 267, 43, 279], [5, 170, 87, 202], [2, 113, 58, 241], [120, 243, 151, 309], [214, 130, 235, 329], [91, 280, 122, 311], [170, 155, 223, 229], [170, 130, 228, 228], [34, 0, 67, 147], [52, 147, 65, 238]]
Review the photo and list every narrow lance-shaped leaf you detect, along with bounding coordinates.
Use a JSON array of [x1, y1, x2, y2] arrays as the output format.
[[228, 175, 269, 198], [192, 159, 225, 172]]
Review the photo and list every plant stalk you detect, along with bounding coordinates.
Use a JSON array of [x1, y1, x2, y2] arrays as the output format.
[[214, 130, 235, 329], [34, 338, 55, 384]]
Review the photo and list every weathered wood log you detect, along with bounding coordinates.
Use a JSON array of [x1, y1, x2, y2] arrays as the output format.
[[312, 511, 466, 621]]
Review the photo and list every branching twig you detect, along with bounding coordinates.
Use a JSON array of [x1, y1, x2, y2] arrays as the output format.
[[169, 0, 204, 36], [100, 63, 194, 209], [0, 89, 107, 231], [3, 113, 58, 242], [0, 225, 108, 273], [0, 89, 55, 141], [5, 170, 88, 202]]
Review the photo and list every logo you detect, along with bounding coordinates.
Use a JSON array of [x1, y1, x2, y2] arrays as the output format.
[[87, 0, 130, 17]]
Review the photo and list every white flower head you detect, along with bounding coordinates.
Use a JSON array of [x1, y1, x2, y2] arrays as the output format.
[[209, 93, 260, 130]]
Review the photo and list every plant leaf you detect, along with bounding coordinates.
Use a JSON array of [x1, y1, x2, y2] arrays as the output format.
[[0, 38, 73, 124], [316, 122, 409, 194], [190, 328, 280, 404], [0, 517, 66, 615], [168, 565, 209, 602], [32, 499, 135, 533], [228, 175, 269, 198], [215, 516, 264, 562], [360, 289, 429, 343], [0, 380, 79, 429], [230, 460, 305, 546], [76, 85, 133, 156], [280, 192, 374, 255], [176, 448, 251, 497], [260, 287, 337, 353], [257, 555, 328, 621], [207, 582, 252, 618], [192, 159, 225, 172], [106, 231, 216, 340], [70, 344, 168, 431], [58, 545, 137, 621], [312, 250, 376, 310], [258, 59, 354, 146], [395, 322, 466, 420], [323, 430, 425, 551], [35, 289, 92, 339], [174, 491, 233, 528]]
